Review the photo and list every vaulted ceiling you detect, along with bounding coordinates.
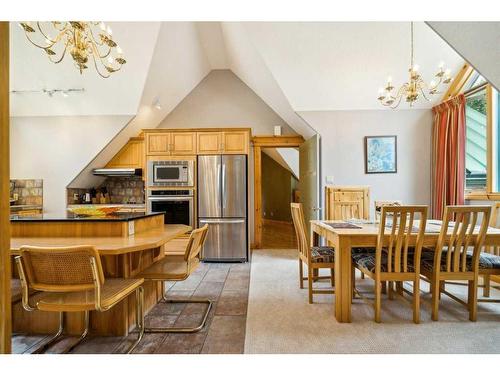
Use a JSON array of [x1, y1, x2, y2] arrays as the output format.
[[10, 21, 465, 120]]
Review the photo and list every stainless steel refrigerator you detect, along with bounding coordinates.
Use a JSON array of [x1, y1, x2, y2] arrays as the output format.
[[197, 155, 247, 262]]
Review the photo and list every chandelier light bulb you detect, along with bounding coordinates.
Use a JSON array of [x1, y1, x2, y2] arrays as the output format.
[[107, 26, 112, 36], [430, 80, 436, 88], [445, 68, 451, 76], [387, 76, 392, 83], [99, 22, 106, 31], [439, 61, 445, 69], [107, 56, 114, 64], [116, 46, 123, 55], [413, 64, 420, 72]]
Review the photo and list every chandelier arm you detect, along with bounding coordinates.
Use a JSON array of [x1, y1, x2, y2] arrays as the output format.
[[24, 32, 56, 50], [51, 21, 66, 32], [90, 42, 114, 69], [87, 26, 106, 47], [47, 43, 68, 64], [90, 51, 111, 78], [391, 94, 404, 109], [419, 88, 432, 102], [36, 22, 57, 44]]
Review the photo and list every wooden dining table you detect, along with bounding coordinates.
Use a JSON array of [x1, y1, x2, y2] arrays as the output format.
[[310, 219, 500, 323]]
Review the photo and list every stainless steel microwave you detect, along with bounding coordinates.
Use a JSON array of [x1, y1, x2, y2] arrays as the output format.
[[147, 160, 194, 187]]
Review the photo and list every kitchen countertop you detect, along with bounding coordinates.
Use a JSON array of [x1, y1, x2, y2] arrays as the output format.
[[10, 204, 43, 211], [67, 204, 145, 208], [10, 212, 161, 222]]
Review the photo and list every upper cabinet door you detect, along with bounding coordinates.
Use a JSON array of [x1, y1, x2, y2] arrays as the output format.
[[197, 132, 222, 155], [222, 131, 249, 154], [147, 133, 170, 155], [106, 138, 144, 168], [170, 132, 196, 155]]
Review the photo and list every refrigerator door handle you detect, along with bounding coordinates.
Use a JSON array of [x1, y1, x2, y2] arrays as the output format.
[[221, 164, 226, 210], [199, 219, 245, 224]]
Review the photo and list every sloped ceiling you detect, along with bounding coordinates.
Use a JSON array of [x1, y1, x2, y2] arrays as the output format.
[[69, 22, 212, 188], [10, 22, 161, 116], [240, 22, 465, 111], [426, 22, 500, 92]]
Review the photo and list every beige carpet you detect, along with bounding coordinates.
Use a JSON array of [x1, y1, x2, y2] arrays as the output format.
[[244, 249, 500, 353]]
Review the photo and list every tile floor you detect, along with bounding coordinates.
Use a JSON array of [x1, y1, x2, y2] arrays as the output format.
[[12, 261, 250, 354]]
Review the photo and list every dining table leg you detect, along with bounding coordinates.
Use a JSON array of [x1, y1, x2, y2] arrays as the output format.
[[333, 233, 352, 323]]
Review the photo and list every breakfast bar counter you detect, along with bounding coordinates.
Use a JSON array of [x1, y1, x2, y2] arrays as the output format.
[[10, 212, 191, 336]]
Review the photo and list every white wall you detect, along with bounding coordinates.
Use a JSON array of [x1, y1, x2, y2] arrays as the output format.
[[158, 69, 296, 243], [300, 109, 432, 219], [10, 115, 130, 213]]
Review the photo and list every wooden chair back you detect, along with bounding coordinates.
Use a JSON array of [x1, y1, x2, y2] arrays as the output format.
[[376, 205, 428, 274], [325, 186, 370, 220], [185, 224, 209, 262], [434, 206, 491, 273], [374, 200, 402, 221], [17, 245, 105, 292], [336, 201, 362, 220], [291, 203, 309, 261], [485, 203, 500, 256]]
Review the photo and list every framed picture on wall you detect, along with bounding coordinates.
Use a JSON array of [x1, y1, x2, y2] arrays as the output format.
[[364, 135, 397, 174]]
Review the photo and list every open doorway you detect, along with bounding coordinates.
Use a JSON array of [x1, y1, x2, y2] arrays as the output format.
[[252, 135, 308, 249], [260, 148, 299, 248]]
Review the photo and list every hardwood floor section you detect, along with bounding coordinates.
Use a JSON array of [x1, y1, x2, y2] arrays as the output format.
[[12, 261, 250, 354], [261, 220, 297, 249]]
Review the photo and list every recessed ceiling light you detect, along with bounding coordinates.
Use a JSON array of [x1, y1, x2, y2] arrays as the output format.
[[153, 98, 162, 110]]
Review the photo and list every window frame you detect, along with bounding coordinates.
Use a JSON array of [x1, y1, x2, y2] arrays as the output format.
[[464, 83, 497, 200]]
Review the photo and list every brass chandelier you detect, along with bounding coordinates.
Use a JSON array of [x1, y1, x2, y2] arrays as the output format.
[[377, 22, 452, 108], [19, 21, 126, 78]]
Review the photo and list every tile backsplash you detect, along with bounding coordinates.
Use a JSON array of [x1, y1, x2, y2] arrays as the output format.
[[10, 179, 43, 206], [101, 176, 145, 204]]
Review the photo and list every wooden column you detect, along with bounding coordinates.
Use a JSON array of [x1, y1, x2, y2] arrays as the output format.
[[253, 146, 262, 249], [0, 21, 11, 354]]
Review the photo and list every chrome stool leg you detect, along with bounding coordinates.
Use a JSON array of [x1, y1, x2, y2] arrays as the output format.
[[145, 285, 212, 334], [126, 286, 145, 354], [32, 311, 65, 354]]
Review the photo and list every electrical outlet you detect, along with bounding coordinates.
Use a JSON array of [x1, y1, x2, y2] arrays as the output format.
[[326, 175, 335, 184]]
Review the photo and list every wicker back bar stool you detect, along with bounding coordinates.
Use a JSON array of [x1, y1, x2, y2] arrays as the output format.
[[15, 245, 145, 354], [138, 224, 212, 333]]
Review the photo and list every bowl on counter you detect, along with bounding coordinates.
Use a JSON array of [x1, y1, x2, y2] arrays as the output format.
[[67, 206, 121, 217]]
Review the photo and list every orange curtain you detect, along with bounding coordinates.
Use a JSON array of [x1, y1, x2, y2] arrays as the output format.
[[431, 94, 466, 219]]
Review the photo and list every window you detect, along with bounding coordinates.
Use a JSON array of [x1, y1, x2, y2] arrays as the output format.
[[464, 72, 500, 199], [465, 86, 487, 191]]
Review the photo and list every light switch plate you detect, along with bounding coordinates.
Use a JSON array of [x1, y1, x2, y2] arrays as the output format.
[[326, 175, 335, 184]]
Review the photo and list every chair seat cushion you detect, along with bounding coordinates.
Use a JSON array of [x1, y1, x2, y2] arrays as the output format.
[[352, 251, 415, 273], [138, 257, 200, 281], [36, 278, 144, 312], [476, 252, 500, 270], [311, 246, 335, 263], [352, 247, 376, 254], [419, 251, 500, 272]]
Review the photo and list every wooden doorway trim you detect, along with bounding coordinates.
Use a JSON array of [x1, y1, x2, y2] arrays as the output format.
[[0, 22, 11, 354], [252, 135, 305, 249]]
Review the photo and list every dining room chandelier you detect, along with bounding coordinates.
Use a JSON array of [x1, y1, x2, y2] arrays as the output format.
[[19, 21, 126, 78], [377, 22, 452, 108]]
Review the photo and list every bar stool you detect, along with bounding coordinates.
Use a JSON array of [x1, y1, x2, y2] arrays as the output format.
[[138, 224, 211, 333], [15, 245, 145, 354]]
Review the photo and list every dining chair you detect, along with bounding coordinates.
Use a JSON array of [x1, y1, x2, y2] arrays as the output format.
[[419, 205, 491, 321], [481, 202, 500, 297], [352, 205, 428, 323], [15, 245, 145, 354], [291, 203, 335, 304], [374, 200, 402, 221], [335, 200, 362, 220], [138, 224, 212, 333]]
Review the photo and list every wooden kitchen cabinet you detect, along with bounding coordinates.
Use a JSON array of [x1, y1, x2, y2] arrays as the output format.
[[146, 133, 170, 155], [223, 131, 249, 154], [197, 132, 222, 154], [197, 130, 249, 154], [146, 132, 196, 155], [106, 137, 144, 169], [170, 132, 196, 155]]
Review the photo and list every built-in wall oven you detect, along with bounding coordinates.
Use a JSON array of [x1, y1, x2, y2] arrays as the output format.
[[147, 189, 194, 226], [147, 160, 194, 187]]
